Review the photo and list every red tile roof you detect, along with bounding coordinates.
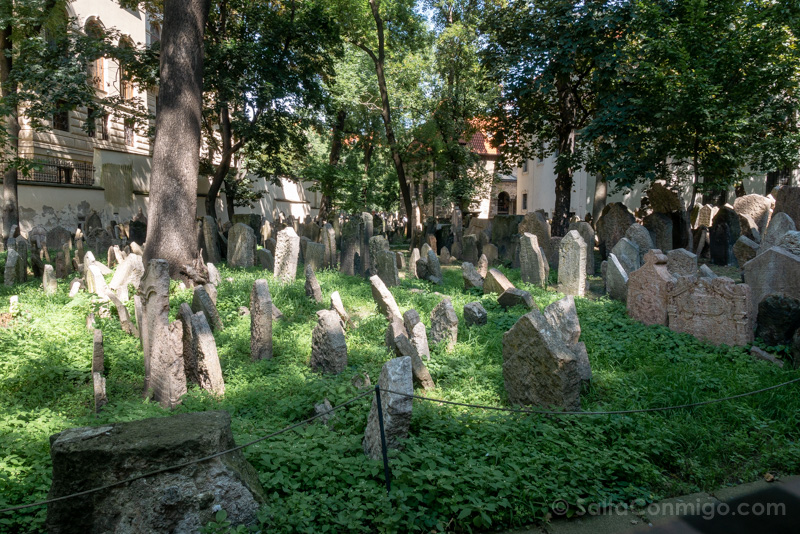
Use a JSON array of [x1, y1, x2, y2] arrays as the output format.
[[466, 130, 500, 158]]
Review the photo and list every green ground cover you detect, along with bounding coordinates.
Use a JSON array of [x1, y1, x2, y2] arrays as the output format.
[[0, 252, 798, 533]]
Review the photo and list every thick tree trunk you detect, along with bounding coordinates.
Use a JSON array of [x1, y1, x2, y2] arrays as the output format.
[[319, 109, 347, 220], [144, 0, 211, 278], [552, 75, 577, 237], [364, 0, 413, 238], [1, 25, 19, 244]]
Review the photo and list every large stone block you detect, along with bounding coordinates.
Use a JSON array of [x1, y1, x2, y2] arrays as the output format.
[[502, 309, 581, 410], [227, 223, 256, 268], [626, 250, 676, 326], [759, 212, 796, 256], [310, 309, 348, 374], [484, 268, 514, 295], [363, 357, 413, 459], [46, 411, 265, 534], [274, 227, 300, 282], [430, 298, 458, 350]]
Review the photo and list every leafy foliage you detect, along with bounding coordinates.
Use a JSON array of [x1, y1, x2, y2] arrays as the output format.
[[0, 251, 798, 532]]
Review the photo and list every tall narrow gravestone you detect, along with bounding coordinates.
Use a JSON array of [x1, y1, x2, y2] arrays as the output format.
[[140, 259, 186, 409], [274, 227, 301, 282], [250, 279, 273, 360], [558, 230, 587, 297]]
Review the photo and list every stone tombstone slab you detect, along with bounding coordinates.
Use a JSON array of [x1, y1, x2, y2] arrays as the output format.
[[4, 248, 18, 286], [518, 212, 552, 260], [109, 253, 144, 303], [733, 236, 759, 268], [476, 254, 489, 278], [43, 264, 57, 295], [140, 259, 186, 409], [376, 249, 399, 287], [626, 250, 676, 326], [231, 213, 262, 241], [395, 251, 405, 270], [498, 288, 536, 310], [743, 246, 800, 321], [339, 218, 361, 276], [207, 263, 221, 286], [227, 223, 256, 268], [368, 235, 390, 275], [483, 243, 499, 266], [464, 301, 488, 326], [310, 309, 348, 374], [596, 203, 636, 258], [461, 234, 479, 264], [360, 212, 374, 276], [430, 298, 458, 350], [273, 227, 300, 282], [699, 264, 717, 279], [647, 183, 681, 213], [250, 279, 273, 360], [779, 231, 800, 256], [256, 248, 274, 272], [643, 212, 674, 252], [330, 290, 351, 328], [606, 254, 629, 301], [439, 246, 451, 265], [558, 230, 587, 297], [611, 237, 641, 275], [774, 185, 800, 227], [696, 205, 714, 229], [201, 216, 223, 264], [569, 221, 596, 275], [304, 264, 323, 303], [668, 276, 753, 346], [322, 223, 337, 269], [85, 264, 108, 298], [425, 248, 442, 283], [420, 243, 432, 259], [265, 237, 277, 257], [363, 356, 413, 460], [759, 212, 796, 256], [55, 251, 68, 279], [188, 311, 226, 395], [710, 206, 741, 266], [389, 325, 434, 390], [502, 309, 581, 410], [462, 261, 484, 290], [490, 214, 521, 261], [543, 296, 592, 382], [13, 237, 28, 282], [46, 226, 73, 250], [370, 275, 402, 321], [739, 214, 760, 243], [484, 268, 514, 295], [408, 248, 420, 279], [304, 242, 325, 272], [755, 294, 800, 346], [666, 248, 698, 277], [191, 285, 223, 331], [45, 411, 265, 534]]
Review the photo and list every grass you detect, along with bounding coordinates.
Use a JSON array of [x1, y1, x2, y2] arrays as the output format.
[[0, 251, 798, 533]]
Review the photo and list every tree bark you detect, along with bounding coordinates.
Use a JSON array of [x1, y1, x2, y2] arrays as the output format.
[[0, 24, 19, 244], [319, 108, 347, 220], [592, 175, 607, 223], [360, 0, 413, 238], [144, 0, 211, 278], [552, 75, 576, 237]]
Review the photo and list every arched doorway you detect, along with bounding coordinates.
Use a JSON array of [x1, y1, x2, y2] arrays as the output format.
[[497, 192, 510, 215]]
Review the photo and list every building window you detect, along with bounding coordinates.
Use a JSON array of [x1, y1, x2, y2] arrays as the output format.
[[124, 119, 134, 146], [522, 160, 528, 173], [522, 193, 528, 210], [497, 192, 510, 215], [85, 18, 106, 92], [88, 109, 109, 140], [53, 104, 69, 132], [119, 37, 135, 101], [87, 108, 96, 137]]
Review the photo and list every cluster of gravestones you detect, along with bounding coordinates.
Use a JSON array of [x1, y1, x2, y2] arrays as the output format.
[[595, 186, 800, 364]]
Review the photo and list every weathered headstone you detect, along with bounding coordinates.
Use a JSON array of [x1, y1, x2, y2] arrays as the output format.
[[140, 259, 186, 409], [483, 243, 499, 266], [462, 261, 484, 290], [304, 242, 325, 272], [339, 218, 361, 276], [569, 221, 596, 275], [408, 247, 420, 279], [256, 248, 274, 271], [363, 357, 413, 460], [476, 254, 489, 278], [330, 290, 351, 328], [464, 302, 488, 326], [779, 231, 800, 256], [45, 411, 265, 533], [605, 254, 629, 301], [518, 212, 552, 261], [322, 223, 337, 269], [424, 248, 442, 284], [180, 306, 225, 395], [430, 298, 458, 350], [191, 285, 223, 331], [774, 185, 800, 227], [755, 294, 800, 346], [733, 236, 759, 268], [743, 246, 800, 322], [305, 264, 323, 303], [85, 264, 109, 298], [46, 226, 72, 250], [558, 230, 587, 297], [696, 205, 715, 229], [370, 275, 402, 321], [668, 276, 753, 346], [227, 223, 256, 268], [250, 279, 273, 360], [759, 212, 796, 255], [626, 250, 676, 326], [710, 206, 741, 266], [461, 234, 479, 264], [666, 248, 698, 277], [310, 309, 348, 374], [368, 235, 390, 275], [484, 268, 514, 295], [643, 212, 674, 252], [611, 237, 640, 275], [502, 309, 581, 410], [3, 248, 18, 286], [596, 203, 636, 258], [201, 216, 223, 264], [543, 296, 592, 381], [498, 288, 535, 309], [439, 246, 451, 265], [271, 227, 300, 282], [376, 249, 399, 287]]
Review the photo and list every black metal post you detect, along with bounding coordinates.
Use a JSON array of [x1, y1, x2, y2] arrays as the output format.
[[374, 385, 391, 496]]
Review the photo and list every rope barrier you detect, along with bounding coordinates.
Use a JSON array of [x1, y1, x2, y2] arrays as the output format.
[[0, 389, 374, 515], [380, 376, 800, 416]]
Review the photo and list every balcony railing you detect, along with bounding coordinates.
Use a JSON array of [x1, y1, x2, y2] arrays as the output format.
[[7, 158, 96, 186]]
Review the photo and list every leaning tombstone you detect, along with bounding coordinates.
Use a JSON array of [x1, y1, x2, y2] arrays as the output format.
[[666, 248, 698, 277], [188, 311, 226, 395], [484, 268, 514, 295], [139, 259, 186, 409], [310, 309, 348, 374], [376, 249, 400, 287], [370, 275, 402, 321], [250, 279, 273, 360], [191, 285, 223, 331], [330, 290, 351, 328], [3, 249, 18, 286], [430, 298, 458, 350], [408, 247, 420, 279], [519, 233, 549, 288], [305, 264, 323, 303], [463, 302, 488, 326], [362, 356, 413, 460], [605, 254, 629, 301], [274, 227, 301, 282], [462, 261, 484, 290]]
